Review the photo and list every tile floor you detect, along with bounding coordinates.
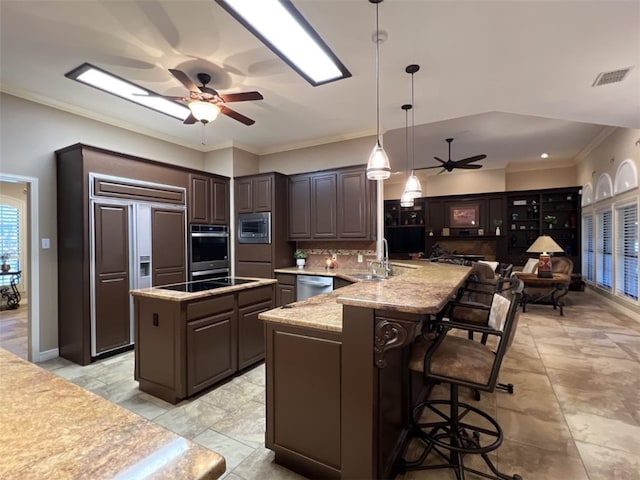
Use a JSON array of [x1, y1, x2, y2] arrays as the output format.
[[2, 290, 640, 479]]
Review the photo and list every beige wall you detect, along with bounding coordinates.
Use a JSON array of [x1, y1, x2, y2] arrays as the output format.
[[0, 93, 205, 354], [506, 165, 577, 191], [203, 147, 233, 177], [233, 148, 260, 177], [259, 135, 375, 174]]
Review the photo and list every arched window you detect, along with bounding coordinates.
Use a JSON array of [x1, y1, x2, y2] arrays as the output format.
[[595, 173, 613, 202], [581, 183, 593, 206], [614, 159, 638, 194]]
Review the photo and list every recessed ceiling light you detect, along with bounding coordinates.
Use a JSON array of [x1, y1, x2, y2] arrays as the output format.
[[540, 153, 549, 159], [65, 63, 190, 121], [216, 0, 351, 86]]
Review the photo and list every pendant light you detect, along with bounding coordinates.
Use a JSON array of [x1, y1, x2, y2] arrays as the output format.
[[366, 0, 391, 181], [402, 64, 423, 198], [400, 104, 414, 207]]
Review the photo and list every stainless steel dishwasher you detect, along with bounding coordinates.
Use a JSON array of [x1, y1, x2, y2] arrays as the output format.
[[296, 275, 334, 301]]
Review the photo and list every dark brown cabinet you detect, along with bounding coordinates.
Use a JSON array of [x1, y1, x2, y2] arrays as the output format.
[[238, 286, 273, 370], [236, 174, 272, 213], [235, 173, 294, 278], [276, 273, 297, 306], [288, 175, 312, 240], [188, 174, 229, 225], [312, 173, 338, 239], [288, 165, 375, 241], [152, 207, 186, 286], [94, 203, 131, 355]]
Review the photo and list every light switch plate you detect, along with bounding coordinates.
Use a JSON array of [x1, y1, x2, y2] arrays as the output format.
[[41, 238, 50, 249], [357, 254, 363, 263]]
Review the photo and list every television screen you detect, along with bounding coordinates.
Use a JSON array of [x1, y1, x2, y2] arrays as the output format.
[[386, 227, 425, 254]]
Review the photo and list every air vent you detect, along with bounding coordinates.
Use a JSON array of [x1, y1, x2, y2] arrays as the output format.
[[592, 67, 633, 87]]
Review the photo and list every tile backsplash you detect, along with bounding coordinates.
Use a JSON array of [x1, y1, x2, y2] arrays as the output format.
[[295, 241, 377, 270]]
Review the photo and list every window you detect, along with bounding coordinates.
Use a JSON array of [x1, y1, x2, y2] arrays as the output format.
[[596, 210, 613, 289], [616, 203, 638, 300], [0, 204, 20, 286], [582, 214, 594, 283]]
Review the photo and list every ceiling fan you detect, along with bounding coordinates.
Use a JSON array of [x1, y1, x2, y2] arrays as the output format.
[[419, 138, 487, 173], [164, 69, 264, 125]]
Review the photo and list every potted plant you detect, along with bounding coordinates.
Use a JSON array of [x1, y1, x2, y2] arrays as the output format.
[[294, 249, 308, 269], [544, 215, 558, 229]]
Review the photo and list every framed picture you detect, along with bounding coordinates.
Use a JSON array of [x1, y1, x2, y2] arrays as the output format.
[[450, 204, 479, 228]]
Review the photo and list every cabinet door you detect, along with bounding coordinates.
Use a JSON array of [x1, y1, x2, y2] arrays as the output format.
[[288, 175, 312, 239], [187, 311, 237, 395], [236, 178, 253, 213], [211, 178, 229, 225], [238, 300, 273, 370], [152, 208, 186, 286], [252, 175, 272, 212], [94, 203, 131, 354], [188, 174, 211, 224], [311, 173, 337, 239], [276, 284, 297, 306], [338, 168, 369, 239]]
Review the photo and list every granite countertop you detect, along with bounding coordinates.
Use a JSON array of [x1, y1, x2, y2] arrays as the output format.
[[0, 348, 225, 480], [130, 277, 276, 301], [273, 262, 416, 282], [261, 261, 471, 332]]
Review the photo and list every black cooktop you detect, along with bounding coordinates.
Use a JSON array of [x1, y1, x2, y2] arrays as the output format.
[[160, 277, 257, 293]]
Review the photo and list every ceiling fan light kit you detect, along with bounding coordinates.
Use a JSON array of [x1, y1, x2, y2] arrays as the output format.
[[366, 0, 391, 181], [188, 101, 220, 123], [402, 63, 423, 198]]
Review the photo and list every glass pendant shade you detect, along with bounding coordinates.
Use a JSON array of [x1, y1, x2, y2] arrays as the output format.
[[189, 101, 220, 123], [403, 171, 422, 198], [400, 190, 414, 207], [367, 141, 391, 180]]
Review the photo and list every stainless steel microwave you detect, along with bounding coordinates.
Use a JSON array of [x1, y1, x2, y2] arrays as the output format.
[[238, 212, 271, 244]]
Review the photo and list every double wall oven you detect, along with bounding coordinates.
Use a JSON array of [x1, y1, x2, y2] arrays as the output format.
[[189, 224, 229, 281]]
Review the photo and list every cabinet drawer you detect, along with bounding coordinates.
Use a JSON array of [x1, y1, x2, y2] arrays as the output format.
[[276, 273, 296, 286], [238, 285, 274, 307], [186, 294, 234, 321]]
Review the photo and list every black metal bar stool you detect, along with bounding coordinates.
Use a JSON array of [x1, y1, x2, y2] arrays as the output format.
[[398, 277, 524, 480]]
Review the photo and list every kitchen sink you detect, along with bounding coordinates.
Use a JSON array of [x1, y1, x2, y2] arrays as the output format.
[[351, 273, 386, 281]]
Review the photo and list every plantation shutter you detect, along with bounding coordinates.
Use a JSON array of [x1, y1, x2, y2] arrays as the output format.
[[596, 210, 612, 289], [0, 204, 20, 286], [616, 204, 638, 300], [582, 214, 594, 283]]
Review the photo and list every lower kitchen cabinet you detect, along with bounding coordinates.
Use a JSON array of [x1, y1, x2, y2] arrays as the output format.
[[133, 283, 275, 404], [266, 322, 342, 479], [276, 273, 297, 306]]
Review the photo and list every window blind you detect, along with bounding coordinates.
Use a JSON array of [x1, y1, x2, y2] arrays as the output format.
[[582, 214, 594, 283], [616, 204, 638, 300], [0, 204, 21, 286], [597, 210, 612, 289]]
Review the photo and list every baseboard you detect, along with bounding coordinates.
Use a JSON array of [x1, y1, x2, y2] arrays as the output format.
[[585, 286, 640, 323], [37, 348, 60, 363]]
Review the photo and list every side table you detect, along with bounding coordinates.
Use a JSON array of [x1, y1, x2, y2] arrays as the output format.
[[0, 271, 22, 309], [513, 272, 570, 316]]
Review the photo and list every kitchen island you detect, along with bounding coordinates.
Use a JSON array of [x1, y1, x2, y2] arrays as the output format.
[[259, 261, 471, 479], [0, 348, 225, 480], [130, 277, 276, 403]]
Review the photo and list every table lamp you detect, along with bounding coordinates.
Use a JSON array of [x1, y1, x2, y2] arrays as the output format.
[[527, 235, 564, 278]]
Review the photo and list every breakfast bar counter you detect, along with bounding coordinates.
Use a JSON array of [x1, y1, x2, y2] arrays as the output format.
[[0, 348, 226, 480], [259, 261, 472, 479]]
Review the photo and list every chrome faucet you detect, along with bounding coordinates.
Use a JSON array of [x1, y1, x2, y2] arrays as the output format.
[[382, 238, 393, 277]]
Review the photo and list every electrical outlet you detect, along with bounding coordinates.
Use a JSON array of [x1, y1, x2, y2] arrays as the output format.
[[332, 253, 338, 261], [357, 254, 363, 263]]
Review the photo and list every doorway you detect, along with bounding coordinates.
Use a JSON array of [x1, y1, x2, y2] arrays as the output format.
[[0, 175, 39, 361]]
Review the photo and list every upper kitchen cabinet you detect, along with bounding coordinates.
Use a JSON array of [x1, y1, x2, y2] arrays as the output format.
[[236, 174, 272, 213], [288, 165, 375, 241], [188, 173, 229, 225]]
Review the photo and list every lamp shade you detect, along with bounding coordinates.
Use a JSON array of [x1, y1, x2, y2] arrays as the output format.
[[403, 172, 422, 198], [367, 142, 391, 180], [400, 190, 414, 207], [188, 101, 220, 123], [526, 235, 564, 254]]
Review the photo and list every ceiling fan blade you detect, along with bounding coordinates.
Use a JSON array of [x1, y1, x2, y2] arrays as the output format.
[[433, 156, 446, 164], [454, 154, 487, 166], [220, 91, 264, 103], [220, 105, 255, 126], [199, 85, 219, 96], [455, 164, 483, 170], [183, 113, 197, 125], [418, 165, 447, 170], [169, 69, 201, 93]]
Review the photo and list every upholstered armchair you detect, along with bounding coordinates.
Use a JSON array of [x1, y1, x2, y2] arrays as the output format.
[[514, 256, 573, 315]]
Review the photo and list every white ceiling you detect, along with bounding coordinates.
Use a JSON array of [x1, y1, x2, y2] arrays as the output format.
[[1, 1, 639, 174]]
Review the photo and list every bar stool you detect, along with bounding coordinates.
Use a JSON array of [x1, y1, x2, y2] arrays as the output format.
[[398, 277, 524, 480]]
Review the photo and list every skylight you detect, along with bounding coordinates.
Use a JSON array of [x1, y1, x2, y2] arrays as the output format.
[[216, 0, 351, 86], [65, 63, 190, 121]]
